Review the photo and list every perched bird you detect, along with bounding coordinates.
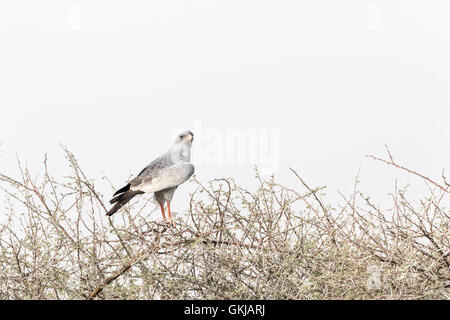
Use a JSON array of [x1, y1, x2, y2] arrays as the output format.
[[107, 130, 195, 226]]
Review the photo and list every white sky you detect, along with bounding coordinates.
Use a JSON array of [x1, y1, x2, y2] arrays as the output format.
[[1, 1, 449, 216]]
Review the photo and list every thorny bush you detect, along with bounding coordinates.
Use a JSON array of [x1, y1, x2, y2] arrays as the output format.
[[0, 146, 448, 299]]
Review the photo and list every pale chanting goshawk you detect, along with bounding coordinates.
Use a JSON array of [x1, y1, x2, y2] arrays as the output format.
[[107, 130, 195, 227]]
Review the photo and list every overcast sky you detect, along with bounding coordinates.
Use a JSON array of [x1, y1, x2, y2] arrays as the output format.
[[1, 1, 449, 215]]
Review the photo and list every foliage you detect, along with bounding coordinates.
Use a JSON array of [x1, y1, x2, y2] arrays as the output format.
[[0, 147, 448, 299]]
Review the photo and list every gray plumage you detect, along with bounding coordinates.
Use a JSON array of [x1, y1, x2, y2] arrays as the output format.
[[154, 186, 178, 204], [107, 130, 195, 222]]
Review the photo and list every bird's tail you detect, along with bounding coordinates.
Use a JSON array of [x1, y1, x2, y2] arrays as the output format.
[[106, 189, 144, 216]]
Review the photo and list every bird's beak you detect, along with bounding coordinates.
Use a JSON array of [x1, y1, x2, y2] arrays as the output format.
[[185, 132, 194, 142]]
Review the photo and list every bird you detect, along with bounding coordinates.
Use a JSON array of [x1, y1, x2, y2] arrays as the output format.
[[106, 130, 195, 227]]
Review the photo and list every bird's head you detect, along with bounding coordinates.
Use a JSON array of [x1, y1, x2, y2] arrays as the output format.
[[170, 130, 194, 161], [174, 130, 194, 146], [170, 130, 194, 162]]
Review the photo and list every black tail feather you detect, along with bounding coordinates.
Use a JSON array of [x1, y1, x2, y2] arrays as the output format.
[[106, 190, 144, 216], [113, 183, 131, 197]]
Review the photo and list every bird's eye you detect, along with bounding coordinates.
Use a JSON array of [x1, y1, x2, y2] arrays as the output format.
[[179, 135, 184, 139]]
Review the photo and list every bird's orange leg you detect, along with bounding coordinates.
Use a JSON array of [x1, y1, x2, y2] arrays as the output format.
[[166, 200, 175, 227], [158, 201, 167, 222]]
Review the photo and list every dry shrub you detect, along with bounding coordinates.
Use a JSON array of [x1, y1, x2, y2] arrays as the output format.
[[0, 146, 448, 299]]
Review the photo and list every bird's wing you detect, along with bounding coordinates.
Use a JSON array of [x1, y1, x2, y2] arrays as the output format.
[[130, 156, 194, 193]]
